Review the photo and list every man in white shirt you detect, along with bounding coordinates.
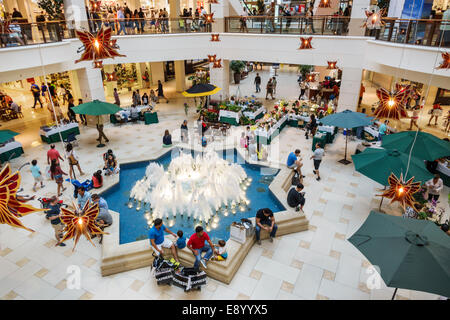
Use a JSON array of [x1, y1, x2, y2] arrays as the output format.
[[117, 7, 127, 35], [425, 174, 444, 202]]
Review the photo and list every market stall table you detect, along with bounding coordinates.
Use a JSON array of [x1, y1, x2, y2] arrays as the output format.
[[436, 161, 450, 187], [0, 141, 23, 162], [219, 109, 242, 126], [242, 106, 265, 120], [312, 132, 327, 151], [40, 123, 80, 143], [144, 112, 159, 124]]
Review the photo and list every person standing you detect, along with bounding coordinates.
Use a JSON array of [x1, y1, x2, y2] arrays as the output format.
[[428, 103, 443, 126], [299, 81, 307, 99], [359, 84, 365, 107], [157, 80, 169, 103], [425, 174, 443, 202], [310, 143, 324, 181], [113, 88, 120, 106], [265, 78, 274, 100], [117, 7, 127, 35], [66, 143, 85, 179], [50, 159, 67, 196], [30, 159, 45, 192], [254, 73, 261, 93], [149, 218, 180, 263], [181, 120, 188, 143], [31, 83, 43, 108], [255, 208, 277, 245], [378, 120, 388, 141], [45, 196, 66, 247], [96, 114, 109, 144], [305, 114, 317, 139], [67, 98, 77, 122], [77, 99, 87, 125], [41, 83, 49, 103], [409, 107, 419, 130], [272, 76, 277, 95], [47, 144, 64, 165], [187, 225, 214, 269], [58, 84, 67, 106]]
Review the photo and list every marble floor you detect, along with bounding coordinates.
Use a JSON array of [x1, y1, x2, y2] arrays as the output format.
[[0, 66, 448, 300]]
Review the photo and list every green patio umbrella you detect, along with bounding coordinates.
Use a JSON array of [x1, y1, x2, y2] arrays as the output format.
[[72, 100, 122, 148], [319, 110, 374, 165], [72, 99, 123, 116], [348, 211, 450, 299], [351, 148, 433, 186], [381, 131, 450, 161], [0, 130, 19, 144]]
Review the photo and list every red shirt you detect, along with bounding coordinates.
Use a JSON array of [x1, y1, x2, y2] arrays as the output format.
[[187, 232, 210, 249], [47, 149, 61, 162]]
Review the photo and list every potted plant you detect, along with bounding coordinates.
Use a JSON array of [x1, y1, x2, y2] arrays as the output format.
[[230, 60, 246, 84], [298, 65, 314, 79]]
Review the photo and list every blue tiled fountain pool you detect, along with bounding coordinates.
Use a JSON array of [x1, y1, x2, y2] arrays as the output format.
[[102, 148, 285, 244]]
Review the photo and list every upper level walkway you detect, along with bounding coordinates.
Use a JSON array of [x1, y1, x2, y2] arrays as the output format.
[[1, 17, 448, 50]]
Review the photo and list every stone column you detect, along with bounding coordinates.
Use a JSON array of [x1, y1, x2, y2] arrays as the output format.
[[150, 62, 165, 86], [169, 0, 181, 33], [209, 59, 229, 101], [103, 64, 117, 98], [75, 67, 106, 125], [337, 67, 363, 112], [347, 0, 371, 36], [63, 0, 90, 30], [174, 60, 186, 92]]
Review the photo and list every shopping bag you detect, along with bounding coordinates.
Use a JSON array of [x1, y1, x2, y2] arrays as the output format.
[[230, 222, 246, 244]]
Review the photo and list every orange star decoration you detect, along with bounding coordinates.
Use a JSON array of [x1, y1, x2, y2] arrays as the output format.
[[210, 34, 220, 42], [377, 173, 421, 211], [203, 13, 215, 24], [0, 164, 45, 232], [305, 73, 315, 82], [105, 72, 117, 81], [318, 0, 331, 8], [75, 27, 125, 66], [327, 61, 338, 69], [57, 202, 107, 251], [362, 7, 386, 29], [208, 0, 219, 3], [374, 86, 409, 120], [207, 54, 217, 63], [436, 52, 450, 69], [299, 37, 313, 50], [213, 59, 222, 68]]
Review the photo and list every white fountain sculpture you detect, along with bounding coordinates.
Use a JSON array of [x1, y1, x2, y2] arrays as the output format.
[[129, 151, 250, 224]]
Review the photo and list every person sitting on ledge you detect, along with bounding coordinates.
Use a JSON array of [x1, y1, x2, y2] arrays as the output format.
[[149, 218, 180, 265], [255, 208, 277, 245], [187, 225, 214, 270], [163, 129, 172, 147], [287, 149, 304, 177], [104, 154, 119, 176], [287, 183, 305, 212], [92, 170, 103, 189]]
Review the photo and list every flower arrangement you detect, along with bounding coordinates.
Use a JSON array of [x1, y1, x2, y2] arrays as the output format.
[[219, 103, 242, 113], [204, 110, 219, 122]]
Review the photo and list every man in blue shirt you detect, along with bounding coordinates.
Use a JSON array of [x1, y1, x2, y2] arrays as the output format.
[[286, 149, 303, 176], [77, 186, 91, 210], [149, 218, 180, 263], [378, 120, 389, 141]]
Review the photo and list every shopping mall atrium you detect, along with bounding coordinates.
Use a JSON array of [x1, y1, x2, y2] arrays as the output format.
[[0, 0, 449, 302]]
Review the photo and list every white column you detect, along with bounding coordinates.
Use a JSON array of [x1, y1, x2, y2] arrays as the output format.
[[75, 67, 106, 125], [337, 67, 363, 112], [150, 62, 165, 85], [211, 1, 229, 33], [209, 59, 230, 100], [347, 0, 371, 36], [169, 0, 181, 32], [63, 0, 90, 30], [388, 0, 405, 18], [103, 64, 117, 97], [174, 60, 186, 92]]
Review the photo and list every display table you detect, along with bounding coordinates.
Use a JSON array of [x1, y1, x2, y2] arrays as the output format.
[[312, 133, 327, 151], [437, 162, 450, 187], [255, 115, 288, 145], [40, 123, 80, 143], [243, 106, 265, 120], [355, 141, 382, 154], [219, 110, 242, 126], [0, 141, 24, 162], [144, 112, 159, 124]]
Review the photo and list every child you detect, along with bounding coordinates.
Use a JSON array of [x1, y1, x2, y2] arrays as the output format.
[[211, 240, 228, 261], [175, 230, 186, 249], [30, 159, 45, 192]]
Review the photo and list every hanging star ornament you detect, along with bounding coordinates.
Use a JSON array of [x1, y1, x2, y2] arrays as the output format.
[[57, 201, 107, 251], [374, 86, 409, 120], [90, 0, 102, 11], [377, 173, 421, 211], [210, 34, 220, 42], [436, 52, 450, 69], [203, 13, 215, 24], [105, 72, 117, 81], [208, 0, 219, 3], [213, 59, 222, 68], [318, 0, 331, 8], [207, 54, 217, 63], [327, 61, 338, 69], [362, 7, 386, 29], [299, 37, 313, 50], [305, 73, 315, 82], [0, 164, 45, 232], [75, 27, 125, 65]]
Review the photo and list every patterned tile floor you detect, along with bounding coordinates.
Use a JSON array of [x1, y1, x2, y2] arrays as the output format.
[[0, 67, 448, 300]]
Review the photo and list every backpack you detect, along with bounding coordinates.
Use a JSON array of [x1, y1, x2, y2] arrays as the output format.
[[291, 171, 301, 186]]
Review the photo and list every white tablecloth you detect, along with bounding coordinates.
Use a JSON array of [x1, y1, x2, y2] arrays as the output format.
[[117, 105, 149, 118], [243, 106, 265, 119], [0, 141, 22, 154], [219, 110, 242, 122], [317, 125, 335, 134], [437, 162, 450, 176], [39, 123, 79, 137], [356, 141, 383, 153], [289, 114, 310, 122], [364, 126, 379, 137], [255, 115, 288, 138]]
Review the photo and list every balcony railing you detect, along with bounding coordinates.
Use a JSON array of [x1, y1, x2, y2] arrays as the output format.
[[370, 18, 449, 48], [225, 15, 351, 35], [0, 20, 74, 48]]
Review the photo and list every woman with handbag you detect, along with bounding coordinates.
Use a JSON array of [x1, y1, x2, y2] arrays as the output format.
[[428, 103, 443, 126], [66, 143, 85, 180], [50, 159, 67, 196]]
